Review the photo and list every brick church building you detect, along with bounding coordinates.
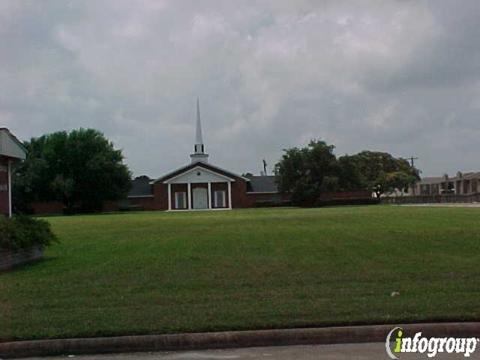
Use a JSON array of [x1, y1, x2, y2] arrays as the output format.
[[125, 100, 288, 211], [0, 128, 27, 217]]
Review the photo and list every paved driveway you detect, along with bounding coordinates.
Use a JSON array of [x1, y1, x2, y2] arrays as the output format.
[[21, 343, 480, 360]]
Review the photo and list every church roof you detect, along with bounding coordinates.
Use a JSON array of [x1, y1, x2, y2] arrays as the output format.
[[128, 173, 280, 197], [154, 162, 248, 183], [247, 175, 279, 193], [128, 176, 153, 198]]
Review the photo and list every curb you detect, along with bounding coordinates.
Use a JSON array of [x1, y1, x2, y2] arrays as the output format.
[[1, 322, 479, 358]]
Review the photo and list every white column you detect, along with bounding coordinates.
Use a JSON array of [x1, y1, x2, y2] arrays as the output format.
[[8, 160, 12, 218], [207, 182, 212, 209], [228, 181, 232, 210], [187, 183, 192, 210], [167, 183, 172, 210]]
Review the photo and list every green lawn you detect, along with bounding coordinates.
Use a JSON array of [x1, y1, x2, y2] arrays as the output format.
[[1, 206, 480, 341]]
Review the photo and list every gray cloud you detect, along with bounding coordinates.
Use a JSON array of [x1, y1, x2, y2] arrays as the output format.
[[1, 0, 479, 177]]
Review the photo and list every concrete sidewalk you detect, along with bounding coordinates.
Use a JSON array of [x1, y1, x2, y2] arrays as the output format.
[[4, 323, 480, 359], [20, 343, 479, 360], [400, 203, 480, 207]]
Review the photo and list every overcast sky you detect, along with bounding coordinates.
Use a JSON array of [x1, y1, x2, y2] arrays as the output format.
[[1, 1, 479, 177]]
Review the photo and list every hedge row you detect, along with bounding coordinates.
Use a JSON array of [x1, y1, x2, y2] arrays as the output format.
[[0, 216, 57, 251]]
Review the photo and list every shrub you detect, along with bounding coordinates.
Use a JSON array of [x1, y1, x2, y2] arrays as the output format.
[[0, 215, 57, 251]]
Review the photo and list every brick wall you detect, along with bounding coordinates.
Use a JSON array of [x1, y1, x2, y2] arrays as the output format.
[[152, 183, 168, 210], [127, 197, 156, 211], [246, 192, 291, 206], [0, 246, 43, 271], [31, 201, 64, 215], [231, 179, 254, 208], [28, 179, 287, 214]]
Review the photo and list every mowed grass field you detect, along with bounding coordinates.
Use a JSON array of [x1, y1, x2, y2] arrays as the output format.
[[1, 206, 480, 341]]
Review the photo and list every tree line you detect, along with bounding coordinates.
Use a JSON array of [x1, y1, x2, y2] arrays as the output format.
[[13, 130, 419, 213], [275, 140, 419, 205]]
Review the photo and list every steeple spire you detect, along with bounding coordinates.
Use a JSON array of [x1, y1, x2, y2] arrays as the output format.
[[190, 97, 209, 163], [195, 97, 203, 146]]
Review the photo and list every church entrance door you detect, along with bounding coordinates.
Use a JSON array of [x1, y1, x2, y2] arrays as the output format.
[[192, 187, 208, 209]]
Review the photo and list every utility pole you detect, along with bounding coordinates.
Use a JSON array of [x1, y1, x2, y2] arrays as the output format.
[[404, 156, 419, 196], [262, 159, 268, 176], [407, 156, 419, 168]]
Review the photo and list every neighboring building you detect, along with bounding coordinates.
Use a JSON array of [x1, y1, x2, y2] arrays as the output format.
[[409, 172, 480, 196], [125, 100, 287, 211], [0, 128, 27, 217], [382, 171, 480, 204]]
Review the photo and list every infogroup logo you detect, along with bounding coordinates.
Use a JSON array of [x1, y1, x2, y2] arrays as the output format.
[[385, 327, 479, 359]]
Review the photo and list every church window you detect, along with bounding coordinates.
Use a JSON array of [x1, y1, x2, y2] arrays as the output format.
[[175, 192, 187, 209], [214, 190, 226, 208]]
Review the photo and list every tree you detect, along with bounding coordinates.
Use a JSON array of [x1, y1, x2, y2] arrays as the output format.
[[384, 171, 418, 195], [14, 128, 131, 213], [275, 140, 340, 205], [348, 151, 419, 197], [336, 155, 364, 191]]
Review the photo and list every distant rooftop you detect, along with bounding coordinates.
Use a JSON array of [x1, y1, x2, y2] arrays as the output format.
[[418, 171, 480, 184]]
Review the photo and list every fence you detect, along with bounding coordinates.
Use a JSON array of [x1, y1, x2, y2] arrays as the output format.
[[382, 193, 480, 205]]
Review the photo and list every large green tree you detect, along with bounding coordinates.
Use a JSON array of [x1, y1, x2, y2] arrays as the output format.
[[14, 128, 131, 213], [275, 140, 361, 205], [347, 151, 419, 197]]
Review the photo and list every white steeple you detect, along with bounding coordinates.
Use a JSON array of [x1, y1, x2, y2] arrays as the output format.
[[195, 97, 203, 146], [190, 98, 209, 164]]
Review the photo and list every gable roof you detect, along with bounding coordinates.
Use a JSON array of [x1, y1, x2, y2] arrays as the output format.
[[128, 176, 153, 198], [154, 162, 249, 183], [247, 175, 279, 193], [0, 128, 27, 160]]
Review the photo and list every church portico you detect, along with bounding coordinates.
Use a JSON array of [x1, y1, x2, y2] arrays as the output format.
[[166, 182, 232, 211], [165, 172, 233, 211]]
